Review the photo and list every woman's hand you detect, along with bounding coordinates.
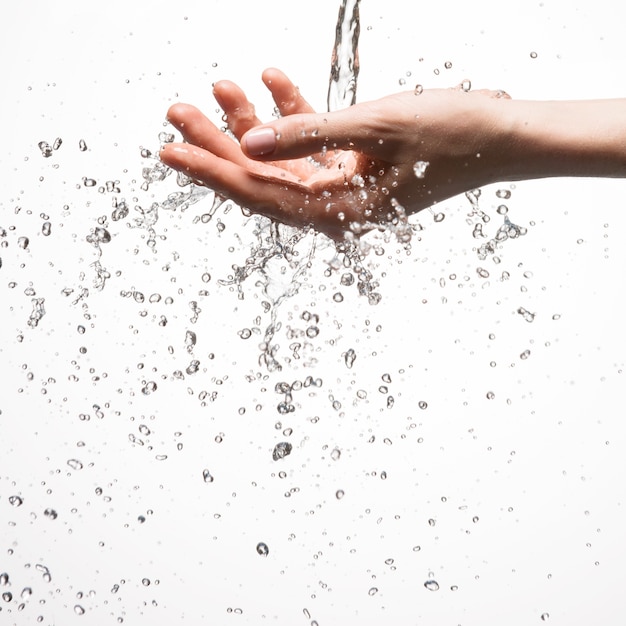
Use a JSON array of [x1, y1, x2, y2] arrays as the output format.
[[160, 68, 515, 239]]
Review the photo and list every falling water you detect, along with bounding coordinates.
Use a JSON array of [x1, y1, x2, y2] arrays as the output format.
[[327, 0, 361, 111]]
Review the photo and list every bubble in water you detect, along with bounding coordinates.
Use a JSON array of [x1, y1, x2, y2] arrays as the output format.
[[413, 161, 429, 178], [424, 579, 440, 591], [272, 441, 293, 461], [256, 542, 269, 556], [202, 469, 214, 483], [496, 189, 511, 199]]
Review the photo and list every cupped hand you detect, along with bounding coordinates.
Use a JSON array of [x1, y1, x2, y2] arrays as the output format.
[[160, 68, 512, 239]]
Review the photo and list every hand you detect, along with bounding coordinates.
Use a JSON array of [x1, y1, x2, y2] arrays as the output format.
[[160, 68, 513, 239]]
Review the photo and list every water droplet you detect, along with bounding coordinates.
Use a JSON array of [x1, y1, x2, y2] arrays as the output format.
[[17, 236, 29, 249], [424, 579, 440, 591], [530, 51, 538, 59], [202, 469, 214, 483], [2, 591, 13, 602], [8, 495, 23, 507], [344, 348, 356, 368], [414, 84, 423, 95], [331, 447, 341, 461], [335, 489, 345, 500], [413, 161, 429, 178], [41, 221, 52, 236], [540, 613, 550, 621], [142, 578, 151, 586], [74, 604, 85, 615], [486, 391, 495, 400], [141, 381, 157, 395], [67, 459, 83, 470], [517, 307, 535, 323], [0, 573, 8, 585], [79, 139, 88, 152], [418, 400, 428, 410], [272, 441, 293, 461], [44, 508, 58, 520], [256, 542, 269, 557], [368, 587, 378, 596], [460, 79, 471, 92], [38, 141, 53, 157]]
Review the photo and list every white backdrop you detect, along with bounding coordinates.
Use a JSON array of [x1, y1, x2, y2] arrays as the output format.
[[1, 1, 625, 625]]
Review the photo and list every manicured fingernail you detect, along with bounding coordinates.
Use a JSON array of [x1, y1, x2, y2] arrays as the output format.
[[244, 127, 276, 156]]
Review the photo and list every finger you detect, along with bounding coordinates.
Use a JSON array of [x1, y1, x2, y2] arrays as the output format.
[[166, 103, 247, 165], [241, 97, 398, 163], [159, 143, 354, 238], [212, 80, 263, 140], [262, 67, 316, 116], [160, 142, 299, 208]]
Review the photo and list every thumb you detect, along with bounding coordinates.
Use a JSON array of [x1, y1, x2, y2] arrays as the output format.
[[241, 107, 372, 161]]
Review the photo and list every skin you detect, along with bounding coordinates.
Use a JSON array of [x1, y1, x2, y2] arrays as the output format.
[[160, 68, 626, 240]]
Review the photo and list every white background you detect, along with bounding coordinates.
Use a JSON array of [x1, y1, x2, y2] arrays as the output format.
[[1, 1, 625, 625]]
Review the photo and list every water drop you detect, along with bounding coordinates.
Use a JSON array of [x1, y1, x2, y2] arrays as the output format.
[[41, 221, 52, 236], [8, 495, 23, 507], [413, 161, 429, 178], [79, 139, 88, 152], [424, 579, 440, 591], [44, 508, 58, 520], [202, 469, 214, 483], [272, 441, 292, 461], [74, 604, 85, 615], [335, 489, 345, 499], [67, 459, 83, 470], [256, 542, 269, 556], [344, 348, 356, 368], [368, 587, 378, 596]]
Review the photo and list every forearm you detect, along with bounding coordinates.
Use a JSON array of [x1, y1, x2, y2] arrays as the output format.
[[498, 98, 626, 181]]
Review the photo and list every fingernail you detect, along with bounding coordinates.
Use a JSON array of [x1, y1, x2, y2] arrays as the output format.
[[244, 127, 276, 156]]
